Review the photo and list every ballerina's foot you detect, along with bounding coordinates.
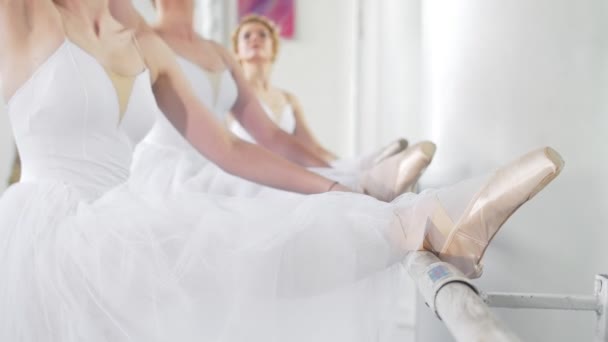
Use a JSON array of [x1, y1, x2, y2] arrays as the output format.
[[371, 138, 409, 166], [394, 147, 564, 278], [363, 141, 436, 202]]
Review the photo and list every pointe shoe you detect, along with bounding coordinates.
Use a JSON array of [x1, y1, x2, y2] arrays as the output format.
[[422, 147, 564, 278], [362, 141, 436, 202], [360, 138, 409, 171], [371, 138, 409, 166]]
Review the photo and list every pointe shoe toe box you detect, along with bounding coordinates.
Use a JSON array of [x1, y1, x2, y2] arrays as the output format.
[[439, 146, 564, 278]]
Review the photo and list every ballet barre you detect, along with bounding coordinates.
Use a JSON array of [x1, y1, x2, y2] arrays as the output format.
[[405, 252, 608, 341]]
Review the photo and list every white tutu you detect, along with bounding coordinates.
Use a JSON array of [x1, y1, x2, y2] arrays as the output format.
[[0, 179, 414, 341], [1, 37, 419, 341]]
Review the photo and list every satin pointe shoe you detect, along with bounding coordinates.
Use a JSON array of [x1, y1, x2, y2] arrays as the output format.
[[371, 138, 409, 166], [409, 147, 564, 278], [362, 141, 436, 202]]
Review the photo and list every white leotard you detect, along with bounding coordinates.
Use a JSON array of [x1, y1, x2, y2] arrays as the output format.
[[8, 39, 156, 198], [230, 100, 297, 142]]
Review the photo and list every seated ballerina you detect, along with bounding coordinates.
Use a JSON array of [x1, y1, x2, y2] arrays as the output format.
[[229, 14, 432, 200], [0, 0, 564, 340], [125, 0, 434, 201]]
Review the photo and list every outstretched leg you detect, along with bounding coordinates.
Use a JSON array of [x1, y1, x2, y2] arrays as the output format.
[[392, 146, 564, 278]]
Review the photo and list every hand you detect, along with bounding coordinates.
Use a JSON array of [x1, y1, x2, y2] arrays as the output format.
[[327, 182, 353, 193]]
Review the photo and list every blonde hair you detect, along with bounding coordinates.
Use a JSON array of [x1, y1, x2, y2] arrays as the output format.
[[232, 14, 280, 62]]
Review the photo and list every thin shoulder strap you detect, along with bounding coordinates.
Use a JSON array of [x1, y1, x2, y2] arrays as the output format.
[[131, 33, 147, 68]]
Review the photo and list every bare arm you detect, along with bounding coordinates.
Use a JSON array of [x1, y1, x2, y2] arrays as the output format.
[[285, 91, 338, 161], [0, 0, 40, 47], [136, 33, 347, 194], [108, 0, 146, 31], [213, 43, 331, 167], [0, 0, 62, 98], [0, 0, 60, 56]]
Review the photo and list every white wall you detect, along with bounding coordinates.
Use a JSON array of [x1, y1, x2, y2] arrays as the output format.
[[416, 0, 608, 340], [357, 0, 422, 153]]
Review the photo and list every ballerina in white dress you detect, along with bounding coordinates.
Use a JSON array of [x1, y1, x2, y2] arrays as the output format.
[[0, 1, 564, 341], [229, 14, 431, 201], [126, 0, 433, 201]]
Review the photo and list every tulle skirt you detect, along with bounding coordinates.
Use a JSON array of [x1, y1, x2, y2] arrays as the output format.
[[0, 177, 417, 341], [129, 142, 369, 197]]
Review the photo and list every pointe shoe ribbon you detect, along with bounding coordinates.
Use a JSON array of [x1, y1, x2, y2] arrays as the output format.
[[423, 147, 564, 278], [423, 202, 486, 278]]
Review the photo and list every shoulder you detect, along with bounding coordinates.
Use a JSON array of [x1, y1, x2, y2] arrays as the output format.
[[206, 40, 230, 56], [134, 30, 179, 82], [0, 1, 62, 50], [282, 90, 302, 108], [134, 30, 171, 54], [205, 39, 240, 70], [0, 1, 62, 98], [1, 0, 60, 26]]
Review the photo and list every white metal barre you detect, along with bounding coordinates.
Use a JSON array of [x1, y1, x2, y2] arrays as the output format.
[[481, 292, 598, 311], [481, 274, 608, 342], [405, 251, 522, 342], [406, 250, 608, 342]]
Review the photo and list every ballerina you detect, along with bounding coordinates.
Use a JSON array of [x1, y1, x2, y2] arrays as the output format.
[[0, 0, 563, 341], [230, 14, 435, 201], [125, 0, 434, 201], [227, 14, 418, 195]]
